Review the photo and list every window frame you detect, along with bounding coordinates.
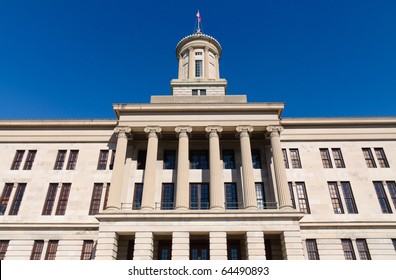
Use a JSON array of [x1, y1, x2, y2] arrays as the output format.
[[163, 150, 176, 170], [356, 239, 371, 260], [132, 183, 143, 210], [161, 183, 175, 210], [295, 182, 310, 214], [66, 150, 79, 170], [223, 149, 235, 169], [225, 183, 238, 209], [97, 150, 109, 170], [89, 183, 104, 215], [306, 239, 320, 260], [327, 182, 344, 214], [252, 149, 262, 169], [0, 240, 9, 260], [0, 183, 14, 215], [332, 148, 345, 168], [9, 183, 26, 216], [290, 149, 302, 168], [30, 240, 44, 260], [44, 240, 59, 260], [340, 181, 358, 214], [55, 183, 71, 215], [362, 148, 376, 168], [374, 148, 389, 168], [189, 150, 209, 169], [320, 148, 333, 168], [341, 239, 356, 260], [80, 240, 94, 260], [42, 183, 58, 215], [11, 150, 25, 170], [23, 150, 37, 170], [190, 183, 210, 210], [54, 150, 67, 170], [373, 181, 392, 213]]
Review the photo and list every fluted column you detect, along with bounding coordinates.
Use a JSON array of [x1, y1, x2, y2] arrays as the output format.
[[175, 126, 192, 210], [141, 126, 161, 211], [188, 47, 194, 79], [266, 126, 293, 209], [106, 127, 131, 210], [204, 47, 209, 79], [178, 54, 183, 79], [205, 126, 224, 210], [236, 126, 257, 210]]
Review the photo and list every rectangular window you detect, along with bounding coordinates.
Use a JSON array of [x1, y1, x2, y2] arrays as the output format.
[[192, 89, 198, 95], [356, 239, 371, 260], [9, 183, 26, 215], [200, 89, 206, 96], [45, 240, 58, 260], [81, 240, 94, 260], [340, 182, 358, 214], [362, 148, 376, 168], [11, 150, 25, 170], [282, 149, 289, 169], [332, 148, 345, 168], [0, 240, 9, 260], [132, 183, 143, 210], [320, 149, 332, 168], [127, 240, 135, 260], [374, 148, 389, 168], [163, 150, 176, 169], [157, 240, 172, 260], [306, 239, 320, 260], [42, 183, 58, 215], [341, 239, 356, 260], [255, 183, 265, 209], [328, 182, 344, 214], [195, 60, 202, 77], [223, 150, 235, 169], [295, 182, 310, 214], [225, 183, 238, 209], [30, 240, 44, 260], [55, 183, 71, 215], [288, 182, 296, 209], [386, 181, 396, 208], [137, 150, 147, 170], [23, 150, 37, 170], [252, 150, 262, 169], [290, 149, 302, 168], [373, 181, 392, 213], [190, 183, 209, 210], [97, 150, 109, 170], [190, 150, 209, 169], [66, 150, 79, 170], [392, 239, 396, 251], [54, 150, 67, 170], [89, 183, 104, 215], [161, 183, 175, 210], [0, 183, 14, 215]]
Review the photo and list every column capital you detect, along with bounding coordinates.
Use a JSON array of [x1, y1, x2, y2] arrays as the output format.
[[266, 126, 283, 137], [114, 127, 132, 139], [205, 126, 223, 138], [175, 126, 192, 138], [236, 125, 254, 138], [144, 126, 162, 139]]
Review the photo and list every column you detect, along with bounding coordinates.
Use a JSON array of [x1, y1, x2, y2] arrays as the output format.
[[175, 126, 192, 211], [133, 232, 154, 260], [95, 231, 119, 260], [215, 54, 220, 79], [178, 54, 183, 79], [188, 47, 194, 79], [236, 126, 257, 210], [172, 232, 190, 260], [141, 126, 161, 211], [246, 231, 266, 260], [204, 47, 209, 79], [210, 232, 227, 260], [106, 127, 131, 210], [266, 126, 293, 209], [205, 126, 224, 210], [281, 231, 304, 260]]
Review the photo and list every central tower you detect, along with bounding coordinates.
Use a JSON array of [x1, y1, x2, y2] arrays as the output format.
[[170, 31, 228, 96]]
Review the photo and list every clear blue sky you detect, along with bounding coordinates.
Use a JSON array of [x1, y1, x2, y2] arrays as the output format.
[[0, 0, 395, 119]]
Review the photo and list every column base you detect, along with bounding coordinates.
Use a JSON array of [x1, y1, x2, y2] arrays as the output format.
[[104, 206, 120, 212], [175, 206, 189, 211], [210, 206, 224, 211], [140, 206, 154, 211]]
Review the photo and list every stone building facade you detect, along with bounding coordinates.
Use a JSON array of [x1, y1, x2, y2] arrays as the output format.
[[0, 31, 395, 260]]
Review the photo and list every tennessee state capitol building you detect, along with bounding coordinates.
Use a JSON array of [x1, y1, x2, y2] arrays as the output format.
[[0, 26, 396, 261]]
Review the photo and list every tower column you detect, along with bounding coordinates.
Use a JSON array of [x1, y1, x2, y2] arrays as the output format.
[[236, 126, 257, 210], [205, 126, 224, 210], [266, 126, 293, 209], [188, 47, 194, 79], [178, 54, 183, 79], [204, 47, 209, 79], [106, 127, 131, 210], [175, 126, 192, 210], [141, 126, 162, 211]]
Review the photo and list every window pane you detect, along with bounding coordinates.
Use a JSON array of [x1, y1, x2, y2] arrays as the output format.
[[195, 60, 202, 77], [54, 150, 67, 170], [288, 182, 296, 209], [9, 183, 26, 215], [66, 150, 79, 170], [223, 150, 235, 169], [81, 240, 94, 260], [356, 239, 371, 260], [45, 240, 58, 260], [341, 239, 356, 260], [328, 182, 344, 214], [332, 148, 345, 168], [320, 149, 332, 168], [362, 148, 376, 168], [97, 150, 109, 170], [296, 182, 310, 214], [55, 183, 71, 215], [225, 183, 238, 209], [255, 183, 265, 209], [0, 240, 9, 260], [386, 181, 396, 209], [133, 183, 143, 210], [11, 150, 25, 170], [306, 239, 320, 260], [373, 181, 392, 213], [0, 183, 14, 215], [163, 150, 176, 169], [340, 182, 358, 214], [290, 149, 302, 168], [161, 183, 174, 210], [374, 148, 389, 168], [42, 183, 58, 215], [137, 150, 147, 170], [89, 183, 103, 215], [190, 150, 209, 169], [252, 150, 262, 169], [282, 149, 289, 169], [190, 183, 209, 210], [23, 150, 37, 170], [30, 240, 44, 260]]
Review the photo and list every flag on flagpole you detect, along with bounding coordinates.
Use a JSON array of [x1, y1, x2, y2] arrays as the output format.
[[196, 10, 201, 23]]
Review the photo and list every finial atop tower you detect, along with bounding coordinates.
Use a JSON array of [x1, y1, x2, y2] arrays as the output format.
[[196, 10, 202, 33]]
